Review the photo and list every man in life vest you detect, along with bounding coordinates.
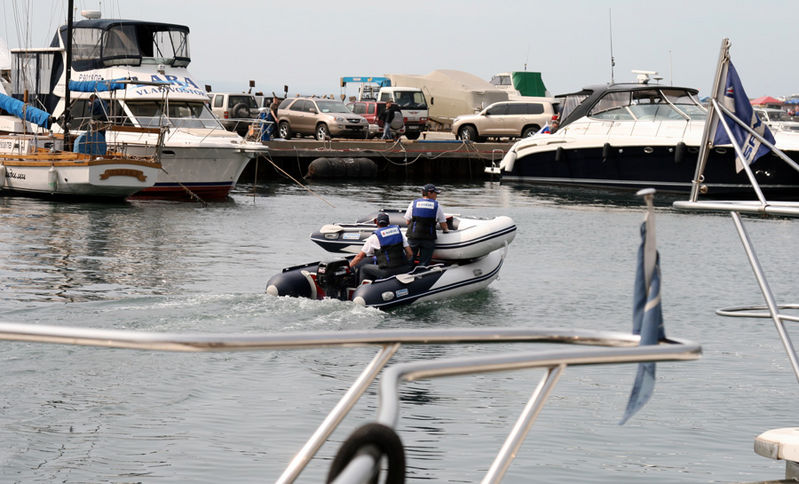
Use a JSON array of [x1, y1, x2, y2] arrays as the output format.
[[404, 183, 449, 267], [349, 212, 413, 283]]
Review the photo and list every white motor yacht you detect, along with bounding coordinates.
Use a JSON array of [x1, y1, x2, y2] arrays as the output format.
[[10, 15, 265, 201], [494, 72, 799, 199]]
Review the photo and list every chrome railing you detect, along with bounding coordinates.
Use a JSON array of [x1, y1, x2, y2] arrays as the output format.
[[0, 322, 700, 484]]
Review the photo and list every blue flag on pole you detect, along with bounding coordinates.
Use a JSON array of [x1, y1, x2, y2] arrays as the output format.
[[712, 62, 775, 172], [620, 219, 665, 425]]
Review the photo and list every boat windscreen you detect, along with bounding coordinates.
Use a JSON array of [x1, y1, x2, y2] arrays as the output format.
[[126, 101, 222, 129], [558, 92, 590, 121]]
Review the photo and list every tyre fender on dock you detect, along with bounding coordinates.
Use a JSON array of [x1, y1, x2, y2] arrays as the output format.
[[306, 157, 377, 179]]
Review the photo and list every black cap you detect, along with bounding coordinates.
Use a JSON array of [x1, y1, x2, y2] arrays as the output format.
[[376, 213, 390, 226], [422, 183, 441, 194]]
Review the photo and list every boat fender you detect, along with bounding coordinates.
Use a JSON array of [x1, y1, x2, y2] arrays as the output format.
[[48, 166, 58, 193], [326, 422, 405, 484], [674, 142, 686, 164], [555, 146, 565, 162], [0, 163, 5, 186], [602, 142, 612, 162]]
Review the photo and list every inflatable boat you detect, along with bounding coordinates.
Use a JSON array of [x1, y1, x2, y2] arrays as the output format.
[[265, 247, 506, 310], [310, 209, 517, 261]]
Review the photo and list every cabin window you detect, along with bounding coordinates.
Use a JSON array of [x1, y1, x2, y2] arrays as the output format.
[[72, 28, 103, 62], [151, 30, 191, 67], [103, 25, 141, 66]]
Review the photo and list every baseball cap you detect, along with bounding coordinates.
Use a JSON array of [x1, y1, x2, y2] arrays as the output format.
[[423, 183, 441, 194], [376, 212, 390, 226]]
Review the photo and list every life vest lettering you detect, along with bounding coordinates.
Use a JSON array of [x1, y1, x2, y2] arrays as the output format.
[[378, 226, 400, 237]]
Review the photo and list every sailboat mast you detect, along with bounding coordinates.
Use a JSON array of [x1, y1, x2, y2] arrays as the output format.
[[64, 0, 74, 147]]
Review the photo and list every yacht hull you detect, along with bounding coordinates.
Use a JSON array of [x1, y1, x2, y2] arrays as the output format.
[[0, 156, 161, 200], [501, 139, 799, 199]]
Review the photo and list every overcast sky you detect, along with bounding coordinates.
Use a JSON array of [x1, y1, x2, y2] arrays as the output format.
[[2, 0, 798, 99]]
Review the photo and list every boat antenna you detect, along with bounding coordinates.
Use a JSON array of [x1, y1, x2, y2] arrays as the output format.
[[524, 44, 530, 71], [609, 9, 615, 84], [63, 0, 74, 149]]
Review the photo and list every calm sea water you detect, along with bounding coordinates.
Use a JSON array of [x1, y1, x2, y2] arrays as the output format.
[[1, 180, 797, 483]]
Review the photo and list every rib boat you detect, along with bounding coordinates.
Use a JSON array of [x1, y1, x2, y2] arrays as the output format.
[[266, 247, 506, 309], [310, 209, 517, 261]]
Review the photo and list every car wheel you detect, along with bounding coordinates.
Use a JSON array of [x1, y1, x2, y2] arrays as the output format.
[[458, 125, 477, 141], [278, 121, 292, 140], [405, 131, 420, 140], [522, 125, 540, 137], [316, 123, 330, 140]]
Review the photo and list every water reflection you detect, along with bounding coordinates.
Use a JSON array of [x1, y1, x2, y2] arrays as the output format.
[[0, 198, 192, 303]]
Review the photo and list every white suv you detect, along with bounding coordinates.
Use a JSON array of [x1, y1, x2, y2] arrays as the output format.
[[209, 92, 259, 136], [452, 100, 556, 141]]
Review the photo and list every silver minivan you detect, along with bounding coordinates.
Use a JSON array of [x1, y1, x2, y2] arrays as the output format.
[[452, 100, 556, 141]]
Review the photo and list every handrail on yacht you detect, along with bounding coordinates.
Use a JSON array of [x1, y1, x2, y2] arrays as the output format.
[[0, 322, 700, 484], [674, 38, 799, 388]]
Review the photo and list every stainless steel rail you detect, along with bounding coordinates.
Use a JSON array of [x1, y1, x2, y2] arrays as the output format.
[[0, 322, 700, 483]]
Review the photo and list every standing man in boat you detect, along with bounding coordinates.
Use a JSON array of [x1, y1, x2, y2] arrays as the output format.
[[404, 183, 449, 267], [349, 212, 413, 283]]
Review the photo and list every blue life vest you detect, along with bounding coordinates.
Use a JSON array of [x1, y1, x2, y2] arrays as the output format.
[[407, 198, 438, 240], [374, 225, 406, 268]]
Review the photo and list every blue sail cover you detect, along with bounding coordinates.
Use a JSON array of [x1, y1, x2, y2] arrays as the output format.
[[0, 92, 52, 128], [68, 79, 126, 92]]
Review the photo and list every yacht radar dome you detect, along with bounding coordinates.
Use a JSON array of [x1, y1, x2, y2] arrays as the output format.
[[81, 10, 101, 19], [631, 70, 658, 84]]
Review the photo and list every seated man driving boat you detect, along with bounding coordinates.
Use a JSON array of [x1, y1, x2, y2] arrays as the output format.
[[349, 212, 413, 283]]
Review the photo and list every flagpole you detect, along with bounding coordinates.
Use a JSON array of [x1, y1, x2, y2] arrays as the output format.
[[690, 38, 730, 202], [637, 188, 656, 289], [711, 98, 768, 204]]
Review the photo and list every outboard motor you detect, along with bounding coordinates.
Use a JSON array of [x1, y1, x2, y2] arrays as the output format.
[[316, 259, 356, 300]]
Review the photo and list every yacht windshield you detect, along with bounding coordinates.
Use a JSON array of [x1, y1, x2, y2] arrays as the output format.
[[589, 88, 706, 121], [125, 101, 222, 129]]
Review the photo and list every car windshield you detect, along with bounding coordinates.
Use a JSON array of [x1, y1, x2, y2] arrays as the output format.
[[125, 101, 223, 129], [392, 91, 427, 110], [315, 100, 351, 114]]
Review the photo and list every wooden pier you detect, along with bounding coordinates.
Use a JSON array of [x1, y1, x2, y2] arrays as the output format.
[[241, 138, 512, 182]]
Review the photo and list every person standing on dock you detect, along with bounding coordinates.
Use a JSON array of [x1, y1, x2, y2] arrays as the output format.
[[349, 212, 413, 283], [380, 101, 403, 140], [404, 184, 449, 266]]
